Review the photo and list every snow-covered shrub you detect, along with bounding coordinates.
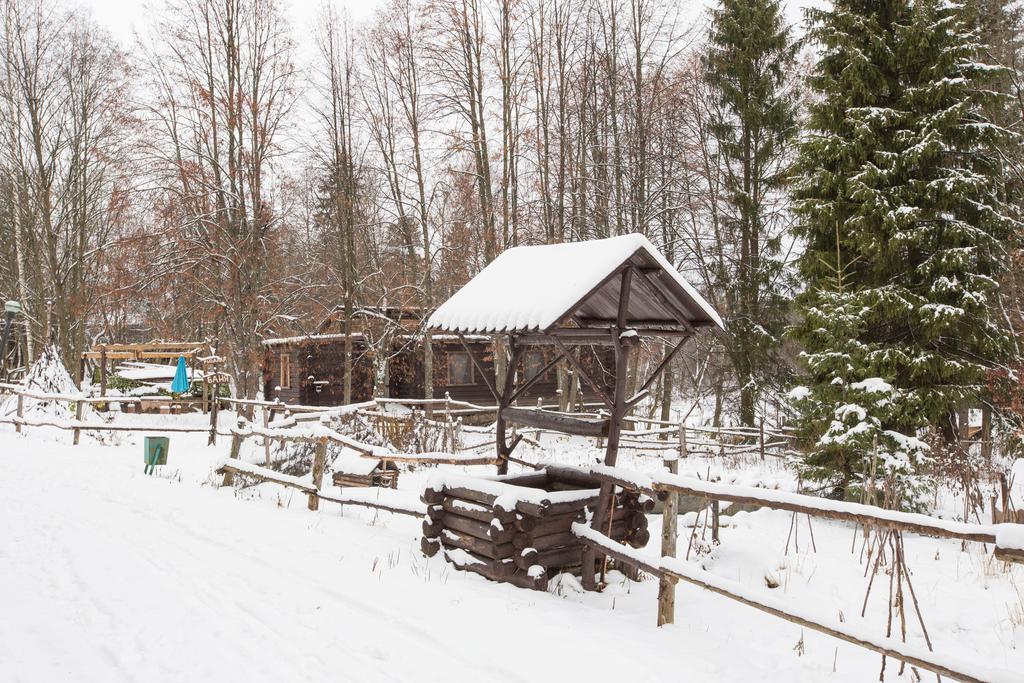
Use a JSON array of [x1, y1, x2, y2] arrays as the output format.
[[0, 345, 115, 443], [270, 411, 391, 477], [789, 374, 931, 509]]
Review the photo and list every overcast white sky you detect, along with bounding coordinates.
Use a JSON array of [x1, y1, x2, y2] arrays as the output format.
[[76, 0, 385, 49], [76, 0, 815, 53]]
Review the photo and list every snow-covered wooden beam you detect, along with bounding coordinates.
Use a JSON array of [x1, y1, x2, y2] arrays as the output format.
[[995, 524, 1024, 565], [573, 463, 999, 545], [368, 452, 500, 467], [214, 459, 425, 517], [0, 416, 212, 433]]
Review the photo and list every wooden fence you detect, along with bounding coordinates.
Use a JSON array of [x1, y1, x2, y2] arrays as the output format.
[[562, 458, 1019, 683], [0, 383, 502, 468], [215, 458, 426, 517], [0, 383, 462, 519], [3, 381, 1020, 680], [0, 381, 805, 464]]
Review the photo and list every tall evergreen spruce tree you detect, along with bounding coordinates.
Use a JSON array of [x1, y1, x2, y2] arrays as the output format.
[[703, 0, 797, 427], [791, 0, 1013, 498]]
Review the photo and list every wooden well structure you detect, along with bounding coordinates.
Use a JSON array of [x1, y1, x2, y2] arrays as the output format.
[[425, 234, 723, 588]]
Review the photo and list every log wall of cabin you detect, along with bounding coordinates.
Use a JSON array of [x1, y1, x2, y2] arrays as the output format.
[[264, 338, 614, 407], [264, 340, 375, 405]]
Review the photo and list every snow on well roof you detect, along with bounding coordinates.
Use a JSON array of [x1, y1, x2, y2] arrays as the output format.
[[428, 234, 724, 334]]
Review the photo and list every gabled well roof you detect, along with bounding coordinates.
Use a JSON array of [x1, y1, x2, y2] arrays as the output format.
[[428, 234, 723, 334]]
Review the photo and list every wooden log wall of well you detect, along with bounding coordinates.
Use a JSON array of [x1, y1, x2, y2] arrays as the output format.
[[419, 468, 651, 590]]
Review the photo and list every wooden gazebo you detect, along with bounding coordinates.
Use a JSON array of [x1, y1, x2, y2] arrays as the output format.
[[426, 234, 723, 588]]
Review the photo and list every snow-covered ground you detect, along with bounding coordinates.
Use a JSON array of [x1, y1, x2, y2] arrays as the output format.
[[1, 416, 1022, 682]]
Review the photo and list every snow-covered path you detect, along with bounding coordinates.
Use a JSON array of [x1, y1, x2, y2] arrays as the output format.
[[1, 430, 1020, 682]]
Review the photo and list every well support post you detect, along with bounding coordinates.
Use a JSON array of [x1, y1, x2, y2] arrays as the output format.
[[583, 267, 634, 590], [495, 335, 522, 475], [658, 452, 679, 626]]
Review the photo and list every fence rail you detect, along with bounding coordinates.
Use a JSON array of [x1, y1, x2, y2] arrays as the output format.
[[562, 459, 1019, 683], [215, 459, 426, 517], [4, 380, 1020, 681], [0, 381, 805, 461], [572, 524, 1012, 683]]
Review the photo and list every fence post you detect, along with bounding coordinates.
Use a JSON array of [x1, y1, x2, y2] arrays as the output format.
[[658, 451, 679, 626], [202, 374, 209, 414], [15, 393, 24, 434], [208, 387, 219, 446], [759, 417, 766, 460], [221, 416, 245, 487], [678, 419, 687, 460], [309, 437, 327, 511], [72, 400, 84, 445], [712, 499, 720, 543], [262, 404, 271, 466], [99, 347, 108, 397]]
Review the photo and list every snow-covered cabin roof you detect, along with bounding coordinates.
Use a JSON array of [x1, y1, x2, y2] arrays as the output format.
[[262, 332, 365, 347], [262, 332, 491, 348], [428, 234, 723, 334]]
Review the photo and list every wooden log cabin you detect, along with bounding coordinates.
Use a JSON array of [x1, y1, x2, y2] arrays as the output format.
[[262, 306, 612, 406]]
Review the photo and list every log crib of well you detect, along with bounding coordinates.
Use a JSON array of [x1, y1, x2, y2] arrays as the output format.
[[420, 468, 651, 590]]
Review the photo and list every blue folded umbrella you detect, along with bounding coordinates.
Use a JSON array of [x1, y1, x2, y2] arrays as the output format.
[[170, 355, 190, 394]]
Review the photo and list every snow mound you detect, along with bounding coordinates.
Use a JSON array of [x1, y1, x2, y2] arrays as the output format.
[[0, 345, 113, 442], [1, 346, 80, 419]]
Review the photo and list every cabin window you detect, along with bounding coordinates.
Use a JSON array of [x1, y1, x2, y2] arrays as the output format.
[[279, 353, 292, 389], [524, 351, 547, 382], [447, 352, 474, 385]]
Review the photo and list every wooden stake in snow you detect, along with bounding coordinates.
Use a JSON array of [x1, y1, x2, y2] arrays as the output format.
[[72, 400, 84, 445], [309, 438, 328, 511], [99, 346, 107, 398], [262, 404, 271, 466], [15, 393, 23, 434], [208, 388, 219, 446]]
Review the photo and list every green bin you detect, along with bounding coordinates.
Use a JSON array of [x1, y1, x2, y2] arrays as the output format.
[[144, 436, 169, 475]]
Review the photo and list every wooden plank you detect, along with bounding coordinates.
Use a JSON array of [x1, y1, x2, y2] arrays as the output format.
[[441, 512, 517, 544], [500, 406, 609, 437], [316, 492, 423, 517], [449, 553, 548, 591], [517, 332, 617, 346], [585, 267, 634, 590], [650, 479, 996, 545], [0, 418, 210, 433], [995, 546, 1024, 564], [81, 351, 138, 360], [215, 463, 316, 494], [439, 527, 515, 561]]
